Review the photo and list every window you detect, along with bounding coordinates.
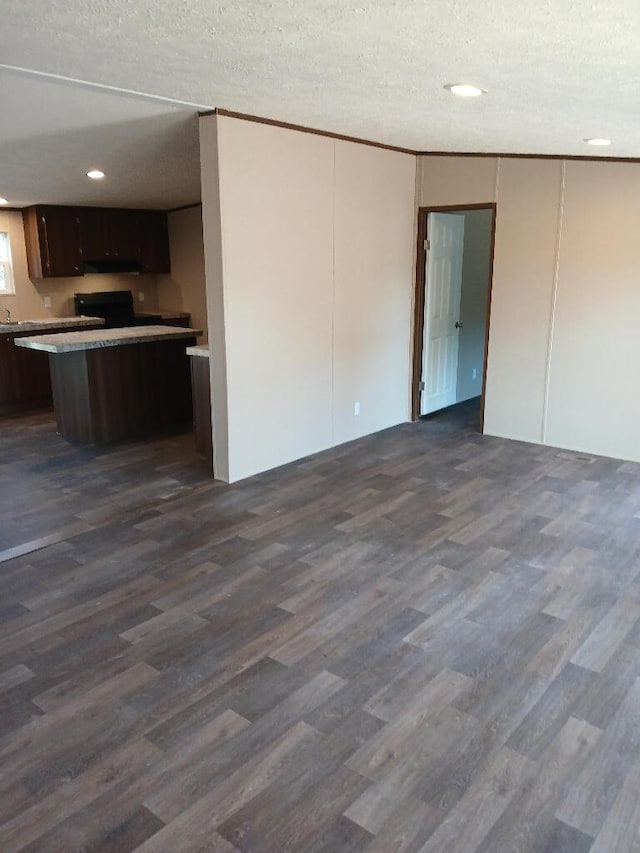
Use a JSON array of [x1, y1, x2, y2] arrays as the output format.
[[0, 232, 15, 294]]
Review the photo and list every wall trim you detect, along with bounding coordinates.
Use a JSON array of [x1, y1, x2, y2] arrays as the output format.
[[201, 110, 640, 163], [202, 109, 416, 155], [417, 151, 640, 164]]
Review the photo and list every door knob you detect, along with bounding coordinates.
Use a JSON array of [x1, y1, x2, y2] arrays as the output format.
[[455, 321, 464, 329]]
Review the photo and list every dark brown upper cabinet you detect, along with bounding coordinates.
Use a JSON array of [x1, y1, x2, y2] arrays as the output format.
[[137, 210, 171, 274], [81, 208, 140, 262], [22, 205, 171, 278], [23, 206, 83, 278], [111, 210, 141, 261]]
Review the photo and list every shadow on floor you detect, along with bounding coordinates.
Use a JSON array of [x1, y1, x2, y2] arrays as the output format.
[[420, 395, 482, 433]]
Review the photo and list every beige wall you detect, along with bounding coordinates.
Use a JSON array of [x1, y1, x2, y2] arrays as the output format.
[[216, 115, 335, 482], [484, 159, 562, 443], [546, 161, 640, 460], [0, 208, 159, 320], [201, 114, 416, 482], [418, 156, 498, 207], [156, 205, 208, 342], [419, 153, 640, 464], [333, 140, 416, 445]]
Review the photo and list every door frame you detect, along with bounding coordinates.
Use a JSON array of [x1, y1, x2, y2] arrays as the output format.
[[411, 202, 497, 428]]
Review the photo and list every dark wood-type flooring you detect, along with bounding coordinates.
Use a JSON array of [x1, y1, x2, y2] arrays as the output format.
[[2, 401, 640, 851]]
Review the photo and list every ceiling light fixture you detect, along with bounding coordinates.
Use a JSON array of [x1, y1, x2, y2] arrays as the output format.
[[86, 169, 105, 180], [585, 138, 611, 146], [446, 83, 485, 98], [0, 198, 8, 205]]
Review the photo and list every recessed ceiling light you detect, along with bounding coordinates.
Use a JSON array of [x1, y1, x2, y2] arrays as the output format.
[[446, 83, 485, 98], [585, 138, 611, 146], [87, 169, 105, 180], [0, 198, 8, 205]]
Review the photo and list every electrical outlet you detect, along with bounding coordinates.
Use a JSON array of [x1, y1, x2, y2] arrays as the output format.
[[472, 368, 477, 380], [43, 296, 52, 308], [138, 292, 145, 302], [354, 401, 360, 416]]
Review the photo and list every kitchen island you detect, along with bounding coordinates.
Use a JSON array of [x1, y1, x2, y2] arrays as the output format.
[[16, 325, 200, 444]]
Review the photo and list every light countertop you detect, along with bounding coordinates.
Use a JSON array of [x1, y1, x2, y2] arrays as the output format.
[[0, 316, 105, 334], [14, 325, 201, 354], [186, 345, 210, 358]]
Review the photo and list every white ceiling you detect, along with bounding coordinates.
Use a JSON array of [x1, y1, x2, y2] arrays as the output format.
[[2, 0, 640, 208], [0, 68, 201, 209]]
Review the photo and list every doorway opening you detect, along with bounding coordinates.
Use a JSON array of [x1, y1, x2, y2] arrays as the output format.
[[411, 203, 496, 430]]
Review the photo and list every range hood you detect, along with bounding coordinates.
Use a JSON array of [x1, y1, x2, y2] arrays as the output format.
[[83, 258, 140, 274]]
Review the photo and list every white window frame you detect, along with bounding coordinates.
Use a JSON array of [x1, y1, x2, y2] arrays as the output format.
[[0, 231, 15, 295]]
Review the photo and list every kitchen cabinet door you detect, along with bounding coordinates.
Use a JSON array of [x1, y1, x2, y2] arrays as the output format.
[[41, 207, 83, 277], [137, 211, 171, 273], [0, 334, 52, 414], [109, 209, 140, 260], [81, 208, 139, 262], [23, 206, 83, 278], [15, 346, 51, 408], [0, 335, 20, 407], [80, 207, 110, 261]]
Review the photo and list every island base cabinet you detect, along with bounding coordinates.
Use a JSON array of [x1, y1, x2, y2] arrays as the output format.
[[49, 338, 196, 444], [190, 355, 213, 463]]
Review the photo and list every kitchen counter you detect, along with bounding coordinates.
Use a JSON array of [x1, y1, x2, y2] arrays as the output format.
[[15, 325, 201, 354], [186, 344, 210, 358], [0, 316, 105, 334]]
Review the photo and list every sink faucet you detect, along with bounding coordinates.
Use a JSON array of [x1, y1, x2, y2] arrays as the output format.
[[5, 309, 10, 323]]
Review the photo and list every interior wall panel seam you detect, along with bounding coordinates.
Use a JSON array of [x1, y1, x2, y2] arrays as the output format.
[[541, 159, 566, 444], [330, 140, 336, 445]]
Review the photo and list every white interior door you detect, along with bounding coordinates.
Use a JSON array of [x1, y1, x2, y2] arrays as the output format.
[[420, 212, 465, 415]]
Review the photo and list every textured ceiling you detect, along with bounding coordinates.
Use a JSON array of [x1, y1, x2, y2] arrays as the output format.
[[2, 0, 640, 207]]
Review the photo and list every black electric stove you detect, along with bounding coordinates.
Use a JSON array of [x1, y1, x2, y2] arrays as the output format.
[[74, 290, 162, 329]]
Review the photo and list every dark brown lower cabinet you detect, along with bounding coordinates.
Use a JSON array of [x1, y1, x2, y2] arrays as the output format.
[[189, 354, 213, 463], [158, 315, 191, 328], [49, 337, 196, 444], [1, 323, 105, 417], [0, 334, 52, 415]]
